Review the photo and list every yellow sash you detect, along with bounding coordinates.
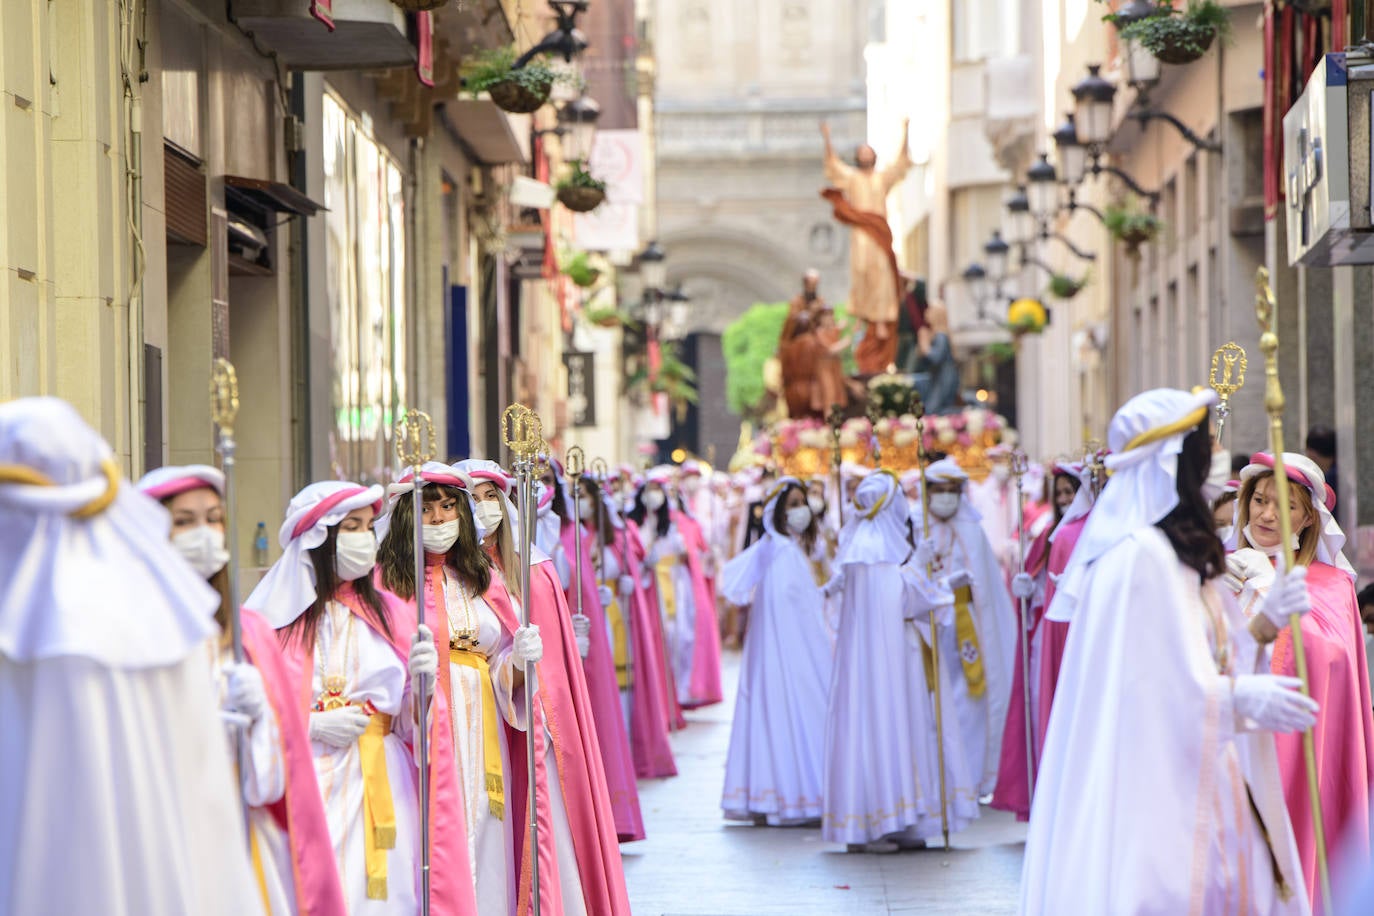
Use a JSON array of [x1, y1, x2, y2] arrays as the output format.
[[602, 579, 633, 690], [655, 557, 678, 622], [952, 585, 986, 698], [359, 712, 397, 900], [449, 642, 506, 819]]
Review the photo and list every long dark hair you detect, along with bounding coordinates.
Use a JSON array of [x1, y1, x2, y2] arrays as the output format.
[[542, 468, 570, 522], [628, 486, 671, 538], [280, 525, 391, 650], [378, 483, 492, 599], [770, 481, 818, 555], [1049, 471, 1081, 531], [1156, 422, 1226, 583]]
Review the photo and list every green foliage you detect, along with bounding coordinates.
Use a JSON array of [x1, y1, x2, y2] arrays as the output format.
[[1048, 273, 1087, 299], [722, 302, 790, 417], [580, 305, 633, 328], [556, 162, 607, 193], [984, 341, 1017, 364], [1117, 1, 1231, 58], [1104, 200, 1164, 243], [561, 251, 600, 287], [652, 346, 699, 405], [462, 46, 561, 95]]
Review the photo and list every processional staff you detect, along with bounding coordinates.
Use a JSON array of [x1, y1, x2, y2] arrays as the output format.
[[210, 358, 251, 841], [909, 390, 951, 850], [1254, 267, 1331, 908], [394, 408, 436, 916], [1009, 449, 1036, 799], [501, 403, 546, 916], [1209, 341, 1247, 443]]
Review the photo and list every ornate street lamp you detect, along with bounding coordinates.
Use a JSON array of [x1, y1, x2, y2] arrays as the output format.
[[1005, 186, 1035, 248], [1052, 114, 1087, 187], [639, 239, 667, 291], [984, 231, 1011, 284], [558, 94, 601, 163], [962, 262, 989, 307], [1026, 154, 1059, 221], [1071, 65, 1116, 147]]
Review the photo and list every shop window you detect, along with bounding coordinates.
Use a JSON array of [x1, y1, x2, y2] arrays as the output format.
[[322, 90, 408, 485]]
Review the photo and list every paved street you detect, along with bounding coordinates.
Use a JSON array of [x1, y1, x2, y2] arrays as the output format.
[[623, 650, 1028, 915]]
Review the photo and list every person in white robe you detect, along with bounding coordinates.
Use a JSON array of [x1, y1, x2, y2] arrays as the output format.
[[1021, 387, 1314, 916], [822, 471, 979, 852], [630, 471, 697, 706], [916, 457, 1018, 796], [246, 481, 439, 915], [0, 397, 264, 916], [719, 477, 834, 826], [376, 463, 543, 915]]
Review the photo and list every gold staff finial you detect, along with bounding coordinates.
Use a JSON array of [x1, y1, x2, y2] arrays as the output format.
[[210, 358, 239, 438], [394, 409, 436, 469], [590, 457, 610, 481], [501, 404, 543, 460], [566, 446, 585, 479], [1209, 342, 1247, 441]]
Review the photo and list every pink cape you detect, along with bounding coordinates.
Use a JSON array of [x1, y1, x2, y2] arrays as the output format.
[[671, 511, 724, 708], [506, 560, 632, 916], [276, 583, 478, 916], [990, 524, 1053, 820], [1269, 561, 1374, 909], [1035, 512, 1088, 745], [627, 519, 687, 731], [561, 520, 645, 841], [607, 526, 678, 778], [242, 609, 348, 916]]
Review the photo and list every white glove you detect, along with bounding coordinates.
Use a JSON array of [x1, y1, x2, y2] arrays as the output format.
[[409, 625, 438, 699], [309, 706, 371, 747], [598, 584, 615, 608], [1011, 572, 1035, 600], [1256, 567, 1312, 630], [572, 615, 591, 659], [945, 569, 972, 592], [513, 624, 544, 667], [618, 574, 636, 597], [912, 537, 937, 572], [821, 570, 845, 599], [1224, 548, 1275, 594], [224, 662, 267, 723], [1233, 674, 1319, 733]]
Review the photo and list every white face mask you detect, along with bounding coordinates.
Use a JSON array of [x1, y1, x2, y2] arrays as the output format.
[[172, 525, 229, 579], [807, 495, 826, 517], [929, 492, 961, 520], [473, 500, 505, 534], [335, 530, 377, 581], [577, 499, 595, 521], [785, 505, 813, 535], [1216, 525, 1234, 545], [422, 520, 460, 555], [991, 465, 1011, 484], [643, 490, 666, 511]]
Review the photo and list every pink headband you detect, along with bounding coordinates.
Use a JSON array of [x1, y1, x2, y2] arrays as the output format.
[[468, 469, 512, 494], [291, 486, 378, 539], [400, 469, 469, 490], [1248, 452, 1335, 511], [143, 476, 219, 502], [538, 485, 554, 510]]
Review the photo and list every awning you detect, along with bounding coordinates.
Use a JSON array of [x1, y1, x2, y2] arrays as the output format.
[[224, 175, 325, 217], [442, 100, 527, 165]]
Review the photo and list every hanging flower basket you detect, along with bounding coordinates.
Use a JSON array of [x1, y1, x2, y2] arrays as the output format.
[[390, 0, 447, 11], [1048, 273, 1087, 300], [557, 186, 605, 212], [1117, 1, 1230, 68], [1154, 27, 1214, 65], [488, 75, 553, 113], [1105, 201, 1163, 255], [1007, 298, 1049, 336]]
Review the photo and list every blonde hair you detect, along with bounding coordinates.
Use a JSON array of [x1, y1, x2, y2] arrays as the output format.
[[1235, 471, 1320, 568]]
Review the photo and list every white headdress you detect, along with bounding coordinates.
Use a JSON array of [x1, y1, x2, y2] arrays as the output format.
[[839, 471, 911, 566], [244, 480, 384, 627], [1230, 451, 1355, 581], [0, 397, 218, 667]]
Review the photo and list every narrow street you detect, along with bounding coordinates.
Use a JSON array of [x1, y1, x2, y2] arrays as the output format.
[[624, 650, 1028, 915]]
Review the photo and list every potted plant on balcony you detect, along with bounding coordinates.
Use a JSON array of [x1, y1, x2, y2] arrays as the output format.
[[1047, 272, 1088, 300], [390, 0, 447, 11], [555, 162, 607, 212], [463, 46, 558, 114], [1117, 1, 1231, 66], [1006, 298, 1050, 337], [581, 305, 633, 329], [561, 250, 601, 288], [1105, 201, 1164, 253]]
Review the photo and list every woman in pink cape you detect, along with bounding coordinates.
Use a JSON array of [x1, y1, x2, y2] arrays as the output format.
[[138, 466, 347, 916], [582, 476, 678, 778], [1223, 452, 1374, 910], [375, 463, 546, 913], [672, 499, 725, 708], [624, 509, 689, 733], [246, 481, 477, 916], [458, 460, 633, 916], [991, 463, 1084, 821], [546, 461, 645, 841]]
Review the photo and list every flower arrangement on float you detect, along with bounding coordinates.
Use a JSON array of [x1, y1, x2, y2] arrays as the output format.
[[752, 406, 1015, 481]]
